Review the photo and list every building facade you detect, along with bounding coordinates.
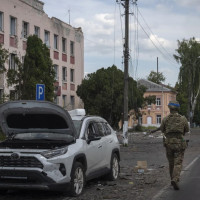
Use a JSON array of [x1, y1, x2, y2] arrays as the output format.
[[138, 79, 176, 127], [0, 0, 84, 109]]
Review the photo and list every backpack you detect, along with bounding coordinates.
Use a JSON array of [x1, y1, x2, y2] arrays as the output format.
[[165, 113, 185, 134]]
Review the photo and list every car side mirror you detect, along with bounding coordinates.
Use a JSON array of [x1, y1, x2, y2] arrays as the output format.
[[87, 135, 101, 144]]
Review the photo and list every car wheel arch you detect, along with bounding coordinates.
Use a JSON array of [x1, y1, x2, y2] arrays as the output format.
[[71, 153, 87, 176], [111, 148, 120, 161]]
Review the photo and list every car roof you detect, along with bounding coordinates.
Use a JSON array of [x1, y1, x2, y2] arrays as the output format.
[[69, 109, 107, 123]]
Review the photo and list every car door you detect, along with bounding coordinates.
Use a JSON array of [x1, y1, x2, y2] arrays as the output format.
[[84, 121, 104, 174], [94, 122, 108, 167]]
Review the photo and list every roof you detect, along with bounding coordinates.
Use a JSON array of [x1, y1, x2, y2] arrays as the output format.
[[137, 79, 173, 92]]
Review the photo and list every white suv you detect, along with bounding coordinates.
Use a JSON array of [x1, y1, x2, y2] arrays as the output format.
[[0, 101, 120, 196]]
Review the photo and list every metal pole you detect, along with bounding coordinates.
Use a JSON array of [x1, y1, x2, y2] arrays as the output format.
[[157, 57, 158, 84], [122, 0, 129, 146]]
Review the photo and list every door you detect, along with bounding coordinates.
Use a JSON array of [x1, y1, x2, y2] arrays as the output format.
[[84, 122, 104, 174], [147, 117, 152, 125]]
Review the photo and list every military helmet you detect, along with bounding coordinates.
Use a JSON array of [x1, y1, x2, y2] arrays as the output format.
[[168, 100, 180, 110]]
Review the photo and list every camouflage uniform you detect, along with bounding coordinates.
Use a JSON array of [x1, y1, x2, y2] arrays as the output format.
[[160, 101, 189, 190]]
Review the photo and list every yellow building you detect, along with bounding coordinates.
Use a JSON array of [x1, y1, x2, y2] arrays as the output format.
[[138, 79, 176, 127]]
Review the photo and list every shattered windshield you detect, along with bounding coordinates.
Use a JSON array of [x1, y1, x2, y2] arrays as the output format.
[[72, 120, 82, 136]]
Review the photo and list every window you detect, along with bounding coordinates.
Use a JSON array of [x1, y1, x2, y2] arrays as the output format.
[[10, 16, 17, 36], [62, 37, 66, 52], [54, 34, 58, 50], [70, 41, 74, 56], [54, 65, 58, 80], [34, 26, 40, 37], [9, 54, 17, 70], [62, 67, 67, 81], [103, 123, 111, 135], [44, 30, 50, 47], [70, 69, 74, 82], [54, 96, 59, 105], [70, 96, 75, 108], [62, 95, 66, 108], [156, 115, 161, 124], [0, 12, 3, 31], [138, 116, 142, 125], [86, 123, 98, 139], [10, 90, 18, 100], [96, 123, 105, 136], [156, 97, 161, 106], [22, 21, 29, 38]]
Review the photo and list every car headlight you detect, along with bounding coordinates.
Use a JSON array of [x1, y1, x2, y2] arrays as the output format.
[[41, 147, 68, 159]]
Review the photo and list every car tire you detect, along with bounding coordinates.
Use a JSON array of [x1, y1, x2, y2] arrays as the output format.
[[69, 162, 85, 197], [108, 153, 120, 181]]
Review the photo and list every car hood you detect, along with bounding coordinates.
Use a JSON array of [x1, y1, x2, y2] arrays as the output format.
[[0, 100, 77, 137]]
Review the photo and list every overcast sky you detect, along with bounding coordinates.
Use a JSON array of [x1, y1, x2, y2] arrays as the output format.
[[41, 0, 200, 86]]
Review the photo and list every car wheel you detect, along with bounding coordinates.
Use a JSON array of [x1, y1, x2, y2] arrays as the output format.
[[70, 162, 85, 197], [108, 153, 120, 181]]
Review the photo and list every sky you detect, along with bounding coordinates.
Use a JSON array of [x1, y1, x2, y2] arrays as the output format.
[[41, 0, 200, 86]]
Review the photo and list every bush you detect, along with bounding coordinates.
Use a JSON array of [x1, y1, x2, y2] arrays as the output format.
[[135, 124, 143, 132], [134, 125, 158, 132]]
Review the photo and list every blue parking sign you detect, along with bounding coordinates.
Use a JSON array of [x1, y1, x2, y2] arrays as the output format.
[[36, 84, 45, 101]]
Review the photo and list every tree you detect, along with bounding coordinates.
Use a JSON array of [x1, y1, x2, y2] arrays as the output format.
[[7, 35, 55, 101], [7, 56, 23, 99], [174, 37, 200, 124], [0, 44, 9, 103], [77, 65, 145, 128], [147, 70, 166, 84], [0, 44, 8, 74]]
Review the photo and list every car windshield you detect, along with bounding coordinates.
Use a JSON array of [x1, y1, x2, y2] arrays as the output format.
[[10, 132, 74, 142], [72, 120, 82, 136]]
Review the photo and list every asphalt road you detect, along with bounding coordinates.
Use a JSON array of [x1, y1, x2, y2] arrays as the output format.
[[153, 129, 200, 200]]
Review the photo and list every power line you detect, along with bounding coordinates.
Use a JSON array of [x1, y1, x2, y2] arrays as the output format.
[[130, 4, 178, 67], [137, 7, 176, 65], [135, 14, 178, 67]]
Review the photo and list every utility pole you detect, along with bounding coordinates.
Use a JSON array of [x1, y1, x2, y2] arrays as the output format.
[[123, 0, 129, 146], [157, 57, 158, 84], [117, 0, 137, 146], [116, 0, 130, 146]]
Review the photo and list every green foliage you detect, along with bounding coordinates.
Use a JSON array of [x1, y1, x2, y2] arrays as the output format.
[[0, 44, 9, 104], [174, 37, 200, 123], [77, 65, 145, 128], [144, 95, 156, 106], [147, 70, 166, 84], [175, 82, 187, 116], [0, 44, 8, 74], [7, 35, 55, 101]]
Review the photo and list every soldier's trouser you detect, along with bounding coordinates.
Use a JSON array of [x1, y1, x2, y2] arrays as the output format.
[[165, 146, 185, 182]]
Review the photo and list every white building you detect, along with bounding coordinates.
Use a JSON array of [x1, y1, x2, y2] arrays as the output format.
[[0, 0, 84, 109]]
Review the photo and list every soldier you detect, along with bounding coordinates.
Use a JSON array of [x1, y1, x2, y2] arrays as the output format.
[[160, 100, 189, 190]]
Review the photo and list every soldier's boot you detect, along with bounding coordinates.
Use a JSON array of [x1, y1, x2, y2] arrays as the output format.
[[171, 180, 179, 190]]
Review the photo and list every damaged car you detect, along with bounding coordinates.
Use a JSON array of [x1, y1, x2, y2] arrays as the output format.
[[0, 101, 120, 196]]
